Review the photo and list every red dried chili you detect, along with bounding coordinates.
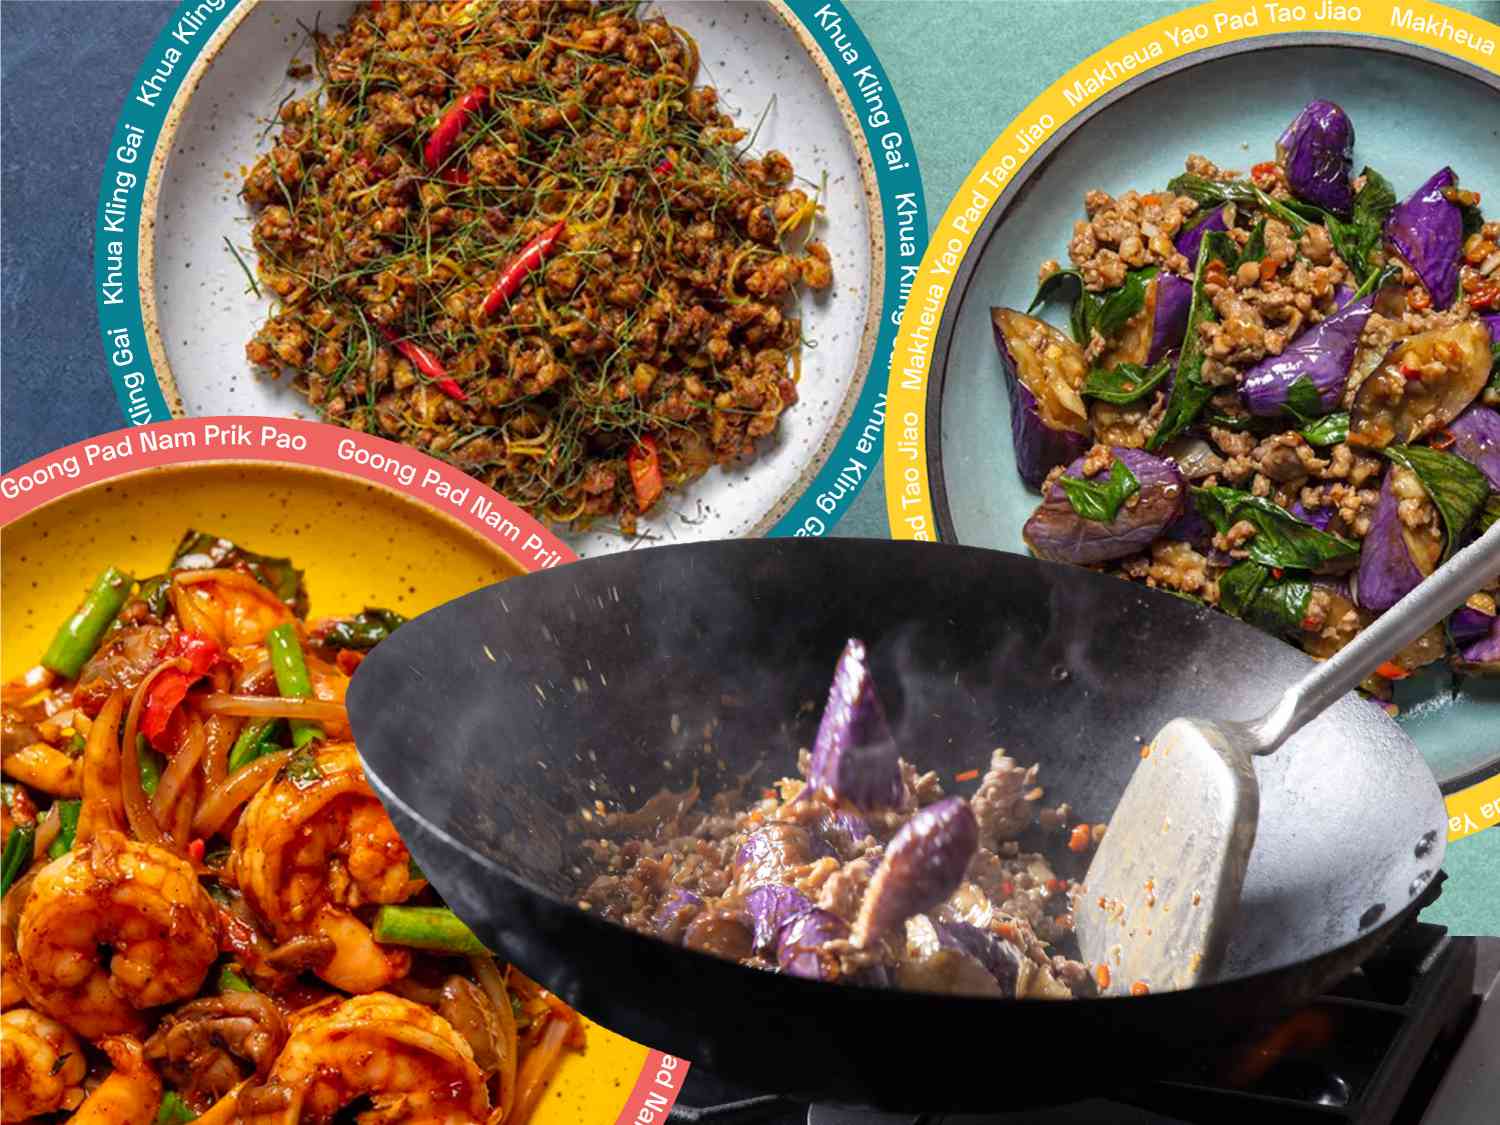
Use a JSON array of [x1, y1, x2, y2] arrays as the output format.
[[627, 435, 664, 512], [654, 157, 674, 175], [378, 326, 468, 403], [423, 86, 489, 172], [480, 221, 567, 318]]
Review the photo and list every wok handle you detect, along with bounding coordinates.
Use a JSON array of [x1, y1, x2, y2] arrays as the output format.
[[1245, 519, 1500, 755]]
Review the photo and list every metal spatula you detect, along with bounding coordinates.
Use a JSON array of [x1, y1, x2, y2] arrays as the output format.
[[1076, 520, 1500, 996]]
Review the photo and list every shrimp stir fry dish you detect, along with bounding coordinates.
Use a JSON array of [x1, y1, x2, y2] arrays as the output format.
[[243, 1, 833, 533], [1, 531, 582, 1124]]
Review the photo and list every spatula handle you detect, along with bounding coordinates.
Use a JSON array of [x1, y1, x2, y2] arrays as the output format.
[[1246, 520, 1500, 755]]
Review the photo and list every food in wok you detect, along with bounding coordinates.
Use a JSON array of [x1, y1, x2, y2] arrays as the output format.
[[578, 639, 1112, 999], [242, 0, 832, 534], [997, 99, 1500, 697], [1, 531, 581, 1123]]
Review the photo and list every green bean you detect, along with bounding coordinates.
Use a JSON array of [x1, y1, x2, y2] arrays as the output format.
[[155, 1090, 197, 1125], [2, 824, 36, 896], [41, 566, 133, 678], [47, 800, 82, 859], [138, 736, 164, 797], [227, 719, 284, 774], [267, 623, 321, 748], [218, 965, 254, 993], [372, 906, 490, 956]]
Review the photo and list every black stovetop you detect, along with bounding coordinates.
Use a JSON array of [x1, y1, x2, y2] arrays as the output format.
[[667, 928, 1500, 1125]]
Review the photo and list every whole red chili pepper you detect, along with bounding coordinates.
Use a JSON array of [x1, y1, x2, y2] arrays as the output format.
[[480, 221, 567, 318], [378, 326, 469, 403], [424, 86, 489, 172]]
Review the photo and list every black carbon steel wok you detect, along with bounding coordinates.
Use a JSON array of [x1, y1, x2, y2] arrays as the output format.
[[347, 539, 1446, 1111]]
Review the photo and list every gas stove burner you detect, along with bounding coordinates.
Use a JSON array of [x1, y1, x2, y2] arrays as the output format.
[[669, 927, 1497, 1125]]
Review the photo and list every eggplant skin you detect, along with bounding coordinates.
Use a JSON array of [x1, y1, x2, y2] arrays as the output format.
[[1457, 613, 1500, 674], [992, 308, 1091, 489], [1175, 204, 1229, 266], [1148, 274, 1194, 365], [1349, 321, 1492, 448], [1355, 468, 1437, 613], [1241, 293, 1374, 417], [1385, 167, 1463, 309], [1277, 100, 1355, 216], [1447, 406, 1500, 490], [1023, 447, 1186, 565]]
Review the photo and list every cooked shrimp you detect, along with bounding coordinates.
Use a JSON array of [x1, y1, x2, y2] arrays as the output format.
[[229, 743, 422, 992], [237, 993, 488, 1125], [1, 740, 81, 797], [70, 1034, 163, 1125], [172, 571, 292, 648], [0, 1008, 88, 1122], [16, 829, 218, 1037]]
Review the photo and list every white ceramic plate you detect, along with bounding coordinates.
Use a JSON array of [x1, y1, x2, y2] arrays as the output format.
[[144, 0, 880, 557]]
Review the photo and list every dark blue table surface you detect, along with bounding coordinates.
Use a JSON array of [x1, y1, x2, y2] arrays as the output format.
[[1, 1, 175, 471]]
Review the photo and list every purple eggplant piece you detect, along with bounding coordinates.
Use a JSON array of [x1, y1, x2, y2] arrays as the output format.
[[1484, 315, 1500, 345], [1386, 167, 1463, 310], [992, 309, 1092, 489], [735, 824, 836, 886], [744, 885, 815, 956], [1447, 406, 1500, 490], [651, 890, 703, 944], [1023, 447, 1186, 565], [1148, 274, 1194, 365], [1350, 321, 1493, 447], [1162, 503, 1212, 547], [1242, 294, 1374, 417], [1457, 613, 1500, 674], [932, 920, 1024, 998], [1276, 100, 1355, 216], [851, 797, 978, 948], [1451, 605, 1496, 647], [775, 909, 851, 981], [683, 910, 754, 961], [1289, 500, 1336, 532], [816, 810, 874, 858], [1175, 204, 1230, 265], [806, 638, 903, 811], [1355, 469, 1440, 612], [1334, 284, 1358, 310]]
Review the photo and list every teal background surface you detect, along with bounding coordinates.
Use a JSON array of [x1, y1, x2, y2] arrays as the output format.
[[833, 0, 1500, 936]]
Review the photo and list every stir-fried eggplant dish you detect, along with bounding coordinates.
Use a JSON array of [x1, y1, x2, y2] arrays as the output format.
[[0, 533, 582, 1124], [998, 99, 1500, 696], [243, 1, 832, 534], [579, 640, 1110, 1000]]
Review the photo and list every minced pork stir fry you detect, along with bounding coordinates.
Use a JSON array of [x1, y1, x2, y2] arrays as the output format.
[[579, 640, 1115, 1000], [1, 533, 582, 1124], [996, 99, 1500, 695], [243, 0, 832, 534]]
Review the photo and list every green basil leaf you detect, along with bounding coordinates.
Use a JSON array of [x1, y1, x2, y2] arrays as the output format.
[[1028, 268, 1084, 315], [156, 1090, 198, 1125], [218, 966, 254, 994], [285, 747, 324, 790], [170, 530, 308, 617], [1460, 200, 1485, 239], [1082, 357, 1173, 405], [1217, 559, 1267, 618], [1091, 267, 1157, 340], [1203, 410, 1259, 432], [1217, 561, 1315, 640], [1300, 412, 1350, 447], [1351, 167, 1397, 230], [1058, 458, 1141, 523], [1284, 377, 1327, 422], [1480, 495, 1500, 533], [1166, 173, 1308, 237], [1148, 230, 1239, 450], [315, 608, 408, 652], [1325, 167, 1396, 284], [1382, 445, 1491, 560], [1235, 219, 1267, 267], [1192, 485, 1361, 570]]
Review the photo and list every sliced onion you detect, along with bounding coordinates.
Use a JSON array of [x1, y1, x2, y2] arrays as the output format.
[[193, 693, 349, 724], [191, 750, 291, 840], [120, 663, 174, 849], [32, 804, 61, 859], [473, 956, 519, 1125], [153, 714, 207, 834]]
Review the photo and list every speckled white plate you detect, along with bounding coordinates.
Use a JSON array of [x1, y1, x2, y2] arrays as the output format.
[[927, 40, 1500, 788], [143, 0, 880, 557]]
